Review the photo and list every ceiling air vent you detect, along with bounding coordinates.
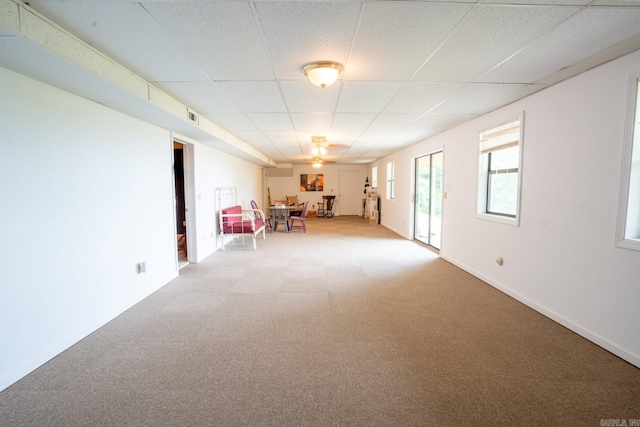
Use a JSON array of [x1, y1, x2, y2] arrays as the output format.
[[187, 109, 199, 125]]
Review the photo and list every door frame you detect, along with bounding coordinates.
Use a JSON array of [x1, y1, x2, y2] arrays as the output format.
[[413, 150, 444, 251], [172, 137, 196, 266]]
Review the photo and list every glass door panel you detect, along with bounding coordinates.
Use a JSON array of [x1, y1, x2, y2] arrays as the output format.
[[415, 155, 431, 245], [414, 151, 443, 250]]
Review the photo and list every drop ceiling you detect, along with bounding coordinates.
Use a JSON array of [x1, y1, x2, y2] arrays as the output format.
[[1, 0, 640, 167]]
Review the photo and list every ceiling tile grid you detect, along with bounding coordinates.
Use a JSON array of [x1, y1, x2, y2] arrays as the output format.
[[142, 1, 274, 81], [347, 2, 473, 81], [6, 0, 640, 165], [477, 7, 640, 84]]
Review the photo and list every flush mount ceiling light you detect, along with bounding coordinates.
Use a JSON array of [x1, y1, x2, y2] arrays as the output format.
[[302, 61, 343, 88], [310, 135, 328, 156]]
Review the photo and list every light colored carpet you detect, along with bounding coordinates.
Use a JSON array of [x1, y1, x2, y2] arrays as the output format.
[[1, 216, 639, 426]]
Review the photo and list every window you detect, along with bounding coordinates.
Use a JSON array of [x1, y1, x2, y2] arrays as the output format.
[[386, 161, 395, 200], [477, 116, 523, 224], [616, 76, 640, 251], [371, 166, 378, 188]]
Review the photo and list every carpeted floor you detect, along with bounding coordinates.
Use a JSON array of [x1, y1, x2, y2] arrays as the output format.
[[1, 216, 639, 426]]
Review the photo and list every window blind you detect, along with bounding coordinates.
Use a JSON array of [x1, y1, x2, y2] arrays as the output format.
[[479, 119, 520, 154]]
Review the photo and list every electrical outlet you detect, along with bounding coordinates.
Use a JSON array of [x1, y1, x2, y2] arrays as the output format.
[[137, 261, 147, 274]]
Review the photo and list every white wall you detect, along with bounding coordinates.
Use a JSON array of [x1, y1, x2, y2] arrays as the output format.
[[0, 66, 177, 390], [266, 164, 367, 215], [372, 50, 640, 367], [189, 140, 263, 259], [0, 66, 264, 391]]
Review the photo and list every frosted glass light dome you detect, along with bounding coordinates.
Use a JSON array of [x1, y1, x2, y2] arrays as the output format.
[[302, 62, 343, 89]]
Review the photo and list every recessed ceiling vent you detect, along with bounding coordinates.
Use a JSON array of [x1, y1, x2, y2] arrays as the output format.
[[187, 109, 199, 125]]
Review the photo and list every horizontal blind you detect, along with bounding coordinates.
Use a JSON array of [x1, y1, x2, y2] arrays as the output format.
[[479, 119, 520, 154]]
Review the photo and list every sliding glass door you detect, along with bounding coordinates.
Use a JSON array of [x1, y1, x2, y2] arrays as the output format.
[[414, 151, 443, 250]]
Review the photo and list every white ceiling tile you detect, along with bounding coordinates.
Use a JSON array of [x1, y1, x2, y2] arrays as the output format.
[[413, 4, 579, 83], [246, 113, 294, 131], [290, 113, 334, 132], [342, 141, 371, 152], [348, 2, 472, 81], [357, 131, 394, 142], [157, 82, 239, 114], [216, 82, 287, 113], [231, 130, 269, 143], [367, 114, 421, 131], [28, 1, 208, 82], [325, 144, 350, 155], [332, 114, 376, 131], [263, 131, 300, 143], [403, 114, 481, 132], [374, 139, 413, 149], [142, 2, 273, 80], [430, 83, 531, 115], [355, 148, 388, 159], [278, 146, 304, 156], [386, 130, 441, 145], [204, 113, 256, 132], [325, 131, 362, 145], [478, 8, 640, 84], [384, 83, 465, 114], [8, 0, 640, 167], [255, 1, 361, 80], [280, 81, 340, 113], [337, 82, 403, 113]]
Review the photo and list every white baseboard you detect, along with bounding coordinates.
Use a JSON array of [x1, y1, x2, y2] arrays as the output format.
[[0, 274, 177, 392], [0, 314, 115, 392], [440, 255, 640, 369]]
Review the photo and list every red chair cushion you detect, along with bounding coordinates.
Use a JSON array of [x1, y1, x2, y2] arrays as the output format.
[[221, 206, 263, 234], [222, 205, 243, 227]]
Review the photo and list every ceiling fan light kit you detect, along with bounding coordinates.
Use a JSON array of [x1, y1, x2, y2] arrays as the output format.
[[310, 135, 329, 167], [302, 61, 343, 89], [311, 146, 327, 156]]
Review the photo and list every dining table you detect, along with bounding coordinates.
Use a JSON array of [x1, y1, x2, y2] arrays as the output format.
[[270, 205, 303, 233]]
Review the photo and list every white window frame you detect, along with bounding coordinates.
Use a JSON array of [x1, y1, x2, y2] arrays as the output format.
[[371, 166, 378, 188], [616, 73, 640, 251], [386, 161, 395, 200], [476, 113, 524, 226]]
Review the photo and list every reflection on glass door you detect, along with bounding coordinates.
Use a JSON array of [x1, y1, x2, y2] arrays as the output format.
[[415, 151, 443, 250]]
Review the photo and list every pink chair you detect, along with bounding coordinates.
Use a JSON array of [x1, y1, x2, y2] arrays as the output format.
[[289, 201, 309, 232]]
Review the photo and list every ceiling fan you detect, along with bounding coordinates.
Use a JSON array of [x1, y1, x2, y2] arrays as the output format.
[[308, 135, 335, 168], [309, 156, 336, 168]]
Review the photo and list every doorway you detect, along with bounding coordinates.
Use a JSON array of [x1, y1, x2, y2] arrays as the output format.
[[414, 151, 443, 250], [173, 141, 188, 269]]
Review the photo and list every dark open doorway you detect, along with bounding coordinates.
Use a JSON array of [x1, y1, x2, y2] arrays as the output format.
[[174, 141, 188, 268]]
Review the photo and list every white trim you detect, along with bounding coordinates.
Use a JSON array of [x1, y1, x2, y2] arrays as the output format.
[[440, 254, 640, 368], [386, 161, 395, 200], [475, 212, 519, 226], [615, 73, 640, 251], [172, 134, 197, 262], [476, 111, 524, 226]]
